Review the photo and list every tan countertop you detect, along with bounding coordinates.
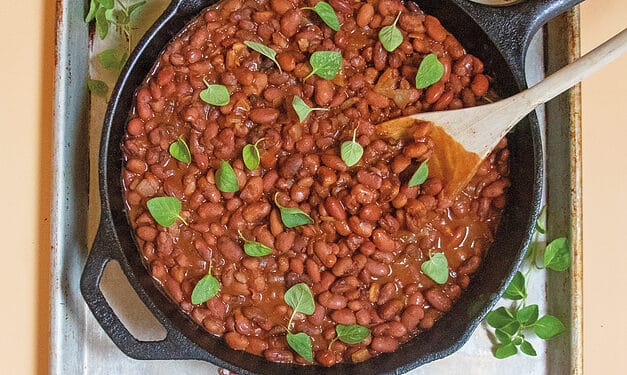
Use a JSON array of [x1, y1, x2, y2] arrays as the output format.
[[0, 0, 624, 373]]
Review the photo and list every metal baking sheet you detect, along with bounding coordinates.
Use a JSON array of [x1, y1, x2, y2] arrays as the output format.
[[50, 1, 581, 373]]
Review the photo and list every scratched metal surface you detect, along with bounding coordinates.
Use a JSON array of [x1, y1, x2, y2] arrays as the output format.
[[49, 1, 580, 373]]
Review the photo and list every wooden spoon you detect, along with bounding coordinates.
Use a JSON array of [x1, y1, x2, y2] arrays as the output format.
[[377, 28, 627, 198]]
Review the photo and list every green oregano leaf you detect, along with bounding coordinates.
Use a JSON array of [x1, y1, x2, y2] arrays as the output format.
[[274, 194, 313, 228], [127, 0, 147, 18], [169, 136, 192, 164], [244, 41, 282, 73], [242, 138, 265, 170], [499, 320, 521, 336], [239, 231, 273, 257], [191, 273, 220, 304], [292, 96, 329, 122], [415, 53, 444, 89], [146, 196, 187, 227], [303, 1, 341, 31], [421, 252, 448, 284], [305, 51, 342, 80], [379, 12, 403, 52], [95, 7, 110, 39], [286, 332, 313, 362], [340, 128, 363, 167], [200, 79, 230, 106], [486, 307, 515, 329], [96, 0, 114, 9], [544, 237, 571, 271], [408, 159, 429, 187], [494, 329, 512, 344], [97, 48, 127, 71], [87, 79, 109, 97], [284, 283, 315, 315], [85, 0, 99, 22], [335, 324, 370, 344], [495, 343, 518, 359], [503, 271, 527, 300], [215, 161, 239, 193], [534, 315, 566, 339], [516, 304, 539, 326], [535, 205, 547, 234], [520, 340, 537, 356]]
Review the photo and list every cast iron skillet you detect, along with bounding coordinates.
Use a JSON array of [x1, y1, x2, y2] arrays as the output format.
[[81, 0, 582, 373]]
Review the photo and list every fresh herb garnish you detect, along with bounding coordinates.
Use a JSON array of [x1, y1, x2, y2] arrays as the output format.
[[502, 271, 526, 300], [215, 161, 239, 193], [169, 136, 191, 164], [87, 79, 109, 97], [302, 1, 341, 31], [242, 138, 266, 170], [305, 51, 342, 80], [244, 41, 282, 73], [274, 193, 313, 228], [238, 230, 273, 257], [408, 159, 429, 187], [421, 252, 448, 284], [286, 332, 313, 362], [415, 53, 444, 89], [200, 79, 230, 106], [292, 96, 329, 122], [340, 128, 363, 167], [331, 324, 370, 348], [543, 237, 571, 271], [146, 196, 188, 227], [535, 205, 546, 234], [485, 207, 571, 358], [191, 261, 220, 304], [284, 283, 315, 361], [97, 48, 127, 72], [86, 0, 146, 90], [379, 12, 403, 52]]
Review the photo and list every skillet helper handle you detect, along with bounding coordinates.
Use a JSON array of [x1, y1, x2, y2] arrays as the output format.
[[455, 0, 585, 86], [525, 28, 627, 107], [80, 222, 195, 360]]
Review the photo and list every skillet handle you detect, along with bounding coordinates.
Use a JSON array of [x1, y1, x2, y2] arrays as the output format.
[[80, 222, 197, 360], [454, 0, 584, 86]]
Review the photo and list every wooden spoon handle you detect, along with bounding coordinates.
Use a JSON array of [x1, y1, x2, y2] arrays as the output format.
[[523, 28, 627, 108]]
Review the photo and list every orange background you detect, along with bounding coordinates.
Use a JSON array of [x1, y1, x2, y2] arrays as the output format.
[[0, 0, 625, 373]]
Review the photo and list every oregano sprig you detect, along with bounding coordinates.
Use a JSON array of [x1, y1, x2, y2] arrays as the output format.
[[244, 41, 282, 73], [340, 128, 363, 167], [485, 206, 571, 359], [305, 51, 342, 80], [379, 12, 403, 52], [191, 259, 221, 305], [302, 1, 340, 31], [274, 193, 313, 228], [242, 138, 266, 170], [284, 283, 315, 361], [238, 230, 273, 257], [292, 96, 329, 122]]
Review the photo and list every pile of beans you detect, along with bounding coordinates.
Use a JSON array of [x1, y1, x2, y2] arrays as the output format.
[[122, 0, 509, 366]]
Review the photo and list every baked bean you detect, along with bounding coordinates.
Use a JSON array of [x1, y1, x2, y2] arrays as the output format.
[[371, 336, 399, 353], [250, 108, 279, 124], [425, 288, 453, 312], [471, 73, 489, 97], [356, 3, 374, 28], [401, 305, 425, 330], [318, 291, 348, 310], [136, 226, 158, 242], [331, 309, 356, 325], [424, 15, 447, 42], [264, 348, 294, 363]]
